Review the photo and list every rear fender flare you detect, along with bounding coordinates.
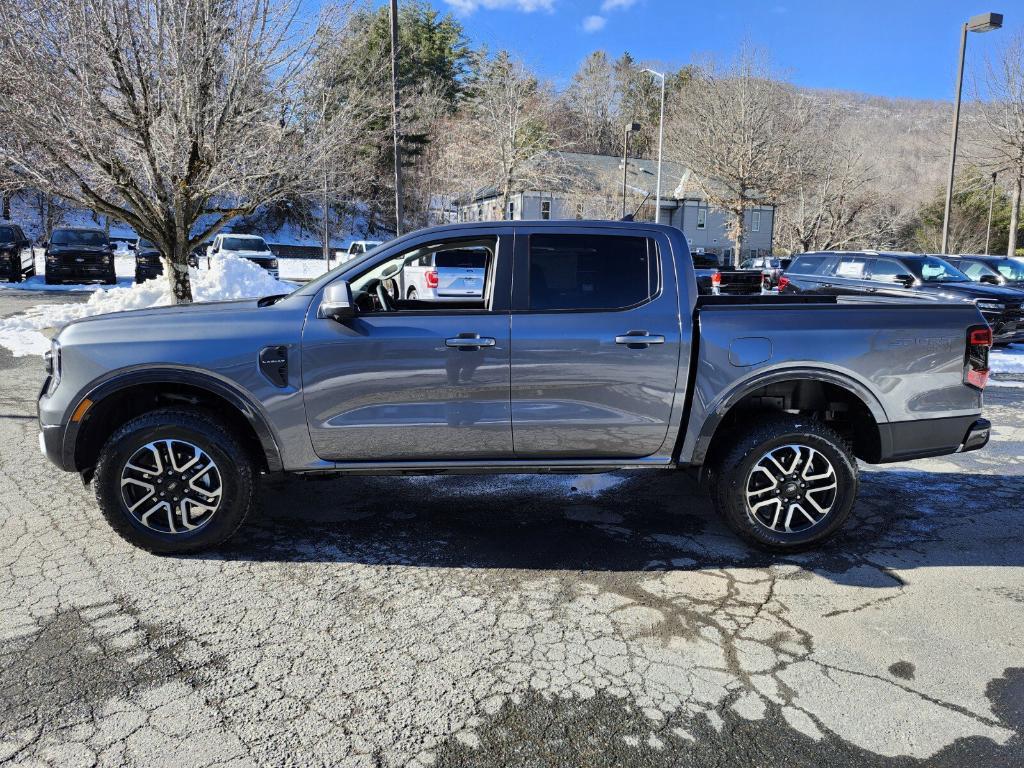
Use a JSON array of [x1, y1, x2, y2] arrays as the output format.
[[685, 366, 889, 465]]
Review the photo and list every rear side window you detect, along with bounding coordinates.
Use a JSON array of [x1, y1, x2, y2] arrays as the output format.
[[867, 259, 907, 281], [787, 255, 832, 275], [528, 234, 658, 311], [836, 257, 871, 278]]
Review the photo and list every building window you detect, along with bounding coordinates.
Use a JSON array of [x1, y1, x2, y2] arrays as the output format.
[[508, 201, 515, 220], [541, 200, 551, 220], [576, 202, 584, 219], [696, 206, 707, 230], [752, 210, 761, 232]]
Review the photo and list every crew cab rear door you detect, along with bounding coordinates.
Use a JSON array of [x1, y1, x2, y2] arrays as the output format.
[[509, 226, 682, 459]]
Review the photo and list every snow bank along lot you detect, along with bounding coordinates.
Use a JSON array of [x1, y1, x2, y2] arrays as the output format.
[[0, 255, 294, 357]]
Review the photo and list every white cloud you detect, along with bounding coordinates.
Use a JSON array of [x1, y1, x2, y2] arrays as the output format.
[[600, 0, 637, 11], [444, 0, 554, 13], [582, 14, 606, 32]]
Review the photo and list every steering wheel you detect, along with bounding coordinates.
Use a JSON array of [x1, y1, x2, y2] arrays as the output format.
[[364, 278, 397, 312]]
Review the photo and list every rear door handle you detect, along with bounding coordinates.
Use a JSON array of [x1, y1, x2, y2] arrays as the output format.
[[446, 334, 496, 349], [615, 331, 666, 347]]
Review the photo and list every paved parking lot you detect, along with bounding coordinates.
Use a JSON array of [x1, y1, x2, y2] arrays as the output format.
[[1, 290, 1022, 767]]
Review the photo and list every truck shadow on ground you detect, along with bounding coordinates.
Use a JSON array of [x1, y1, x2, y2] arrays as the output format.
[[204, 468, 1024, 587]]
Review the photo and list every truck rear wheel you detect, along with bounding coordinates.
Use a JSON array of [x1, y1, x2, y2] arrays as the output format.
[[711, 415, 858, 551], [94, 408, 257, 554]]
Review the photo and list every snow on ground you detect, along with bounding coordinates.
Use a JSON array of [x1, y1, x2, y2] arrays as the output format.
[[991, 344, 1024, 374], [0, 254, 295, 357]]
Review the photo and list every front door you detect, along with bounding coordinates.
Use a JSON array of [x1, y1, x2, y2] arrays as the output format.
[[301, 231, 514, 462], [509, 228, 683, 459]]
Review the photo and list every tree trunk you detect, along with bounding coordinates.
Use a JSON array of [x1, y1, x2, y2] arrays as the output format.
[[1, 191, 9, 220], [167, 236, 194, 304], [730, 205, 745, 267], [1009, 173, 1022, 258]]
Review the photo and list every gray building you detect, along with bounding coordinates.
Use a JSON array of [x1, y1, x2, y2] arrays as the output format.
[[455, 152, 775, 265]]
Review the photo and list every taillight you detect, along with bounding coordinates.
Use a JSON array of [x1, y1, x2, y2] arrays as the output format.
[[425, 269, 439, 288], [711, 271, 721, 286], [965, 324, 992, 390], [778, 275, 790, 292]]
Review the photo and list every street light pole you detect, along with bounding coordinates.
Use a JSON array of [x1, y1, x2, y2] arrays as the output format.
[[389, 0, 404, 237], [941, 12, 1003, 255], [643, 69, 666, 225], [621, 122, 640, 218], [986, 171, 998, 254]]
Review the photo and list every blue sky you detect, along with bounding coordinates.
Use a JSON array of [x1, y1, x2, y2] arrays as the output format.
[[388, 0, 1020, 100]]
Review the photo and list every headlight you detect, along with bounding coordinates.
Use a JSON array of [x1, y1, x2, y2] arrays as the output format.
[[976, 300, 1004, 311], [44, 340, 61, 390]]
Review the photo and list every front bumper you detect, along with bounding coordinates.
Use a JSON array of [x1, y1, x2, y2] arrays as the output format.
[[47, 263, 114, 281]]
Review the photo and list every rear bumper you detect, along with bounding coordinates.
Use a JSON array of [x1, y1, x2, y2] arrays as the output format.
[[877, 415, 990, 462]]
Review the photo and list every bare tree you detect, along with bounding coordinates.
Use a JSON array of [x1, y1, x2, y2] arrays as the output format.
[[972, 32, 1024, 256], [439, 51, 567, 216], [665, 46, 809, 265], [0, 0, 368, 302]]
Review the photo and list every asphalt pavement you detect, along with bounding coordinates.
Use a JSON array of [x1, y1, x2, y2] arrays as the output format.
[[0, 288, 1021, 767]]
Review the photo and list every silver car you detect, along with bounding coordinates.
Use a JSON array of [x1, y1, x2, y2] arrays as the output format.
[[399, 244, 489, 301]]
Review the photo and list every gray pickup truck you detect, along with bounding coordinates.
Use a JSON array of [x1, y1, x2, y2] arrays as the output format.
[[38, 221, 994, 554]]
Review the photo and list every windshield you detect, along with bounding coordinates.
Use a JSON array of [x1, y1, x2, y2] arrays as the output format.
[[51, 230, 108, 246], [297, 240, 391, 296], [222, 236, 268, 251], [917, 257, 969, 283], [138, 239, 155, 248], [994, 260, 1024, 281], [0, 226, 14, 243]]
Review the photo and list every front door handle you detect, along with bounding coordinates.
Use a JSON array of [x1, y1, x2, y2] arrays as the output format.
[[446, 334, 496, 349], [615, 331, 666, 348]]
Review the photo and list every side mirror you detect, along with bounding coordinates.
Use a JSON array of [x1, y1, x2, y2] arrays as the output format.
[[979, 274, 1000, 285], [320, 281, 355, 321], [895, 274, 915, 288]]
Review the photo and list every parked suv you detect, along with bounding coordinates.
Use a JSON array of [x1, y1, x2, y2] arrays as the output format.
[[399, 243, 488, 301], [134, 238, 163, 283], [945, 254, 1024, 290], [782, 251, 1024, 344], [39, 221, 993, 555], [207, 234, 279, 278], [44, 227, 116, 285], [0, 222, 35, 282]]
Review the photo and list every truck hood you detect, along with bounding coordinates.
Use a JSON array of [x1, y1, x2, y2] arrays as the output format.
[[62, 298, 262, 333], [933, 282, 1024, 302]]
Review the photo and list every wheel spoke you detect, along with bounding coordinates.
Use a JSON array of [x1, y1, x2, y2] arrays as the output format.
[[745, 441, 839, 535]]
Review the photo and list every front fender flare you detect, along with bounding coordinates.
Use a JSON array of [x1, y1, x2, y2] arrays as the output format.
[[63, 366, 284, 472]]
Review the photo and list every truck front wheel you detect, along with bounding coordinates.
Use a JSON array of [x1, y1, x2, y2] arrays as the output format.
[[711, 415, 858, 551], [93, 408, 257, 554]]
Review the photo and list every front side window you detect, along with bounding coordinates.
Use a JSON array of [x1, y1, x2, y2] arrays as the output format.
[[528, 234, 658, 311], [994, 260, 1024, 281], [867, 259, 909, 282], [349, 237, 496, 312], [960, 261, 999, 281], [541, 201, 551, 220]]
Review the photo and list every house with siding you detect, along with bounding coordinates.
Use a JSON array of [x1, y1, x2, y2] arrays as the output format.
[[455, 152, 775, 265]]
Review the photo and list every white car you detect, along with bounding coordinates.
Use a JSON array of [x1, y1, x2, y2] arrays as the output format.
[[399, 244, 488, 301], [207, 234, 279, 278], [343, 240, 383, 262]]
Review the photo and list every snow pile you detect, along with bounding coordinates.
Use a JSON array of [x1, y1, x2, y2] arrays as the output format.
[[990, 344, 1024, 374], [0, 254, 294, 357]]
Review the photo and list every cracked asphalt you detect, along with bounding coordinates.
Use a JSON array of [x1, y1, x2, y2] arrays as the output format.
[[1, 290, 1022, 767]]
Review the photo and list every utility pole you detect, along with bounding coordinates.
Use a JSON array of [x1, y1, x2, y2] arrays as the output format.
[[322, 89, 330, 265], [389, 0, 404, 237], [643, 70, 666, 225]]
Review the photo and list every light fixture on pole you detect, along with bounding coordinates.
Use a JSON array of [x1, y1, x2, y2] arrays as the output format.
[[642, 69, 666, 225], [940, 11, 1003, 255], [622, 122, 641, 218]]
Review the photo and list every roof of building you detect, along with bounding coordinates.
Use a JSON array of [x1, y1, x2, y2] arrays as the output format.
[[460, 151, 748, 205]]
